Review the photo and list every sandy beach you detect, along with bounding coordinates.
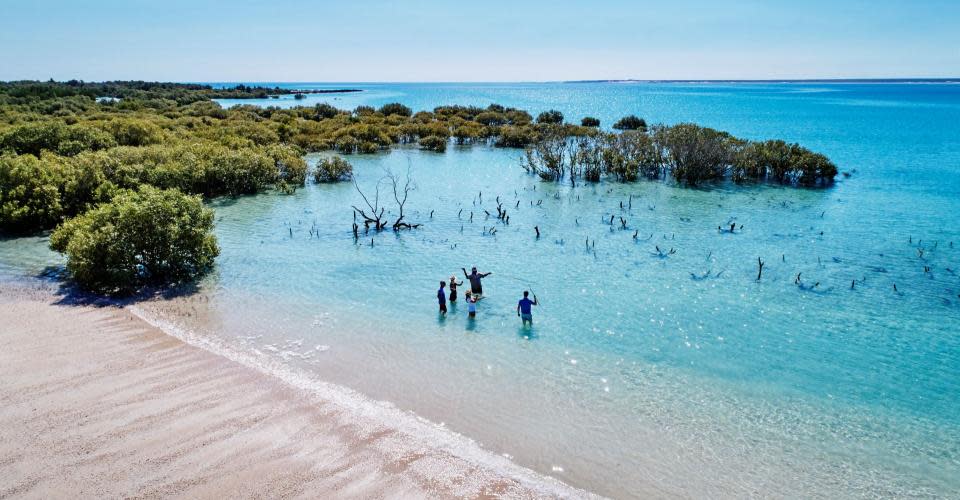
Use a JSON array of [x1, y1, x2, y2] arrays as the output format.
[[0, 282, 591, 499]]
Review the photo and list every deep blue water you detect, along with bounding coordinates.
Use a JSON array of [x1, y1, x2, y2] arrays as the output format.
[[5, 82, 960, 498]]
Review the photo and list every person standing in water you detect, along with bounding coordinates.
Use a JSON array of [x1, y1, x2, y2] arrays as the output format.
[[465, 291, 477, 318], [437, 281, 447, 315], [517, 291, 538, 325], [462, 266, 492, 296], [448, 275, 463, 302]]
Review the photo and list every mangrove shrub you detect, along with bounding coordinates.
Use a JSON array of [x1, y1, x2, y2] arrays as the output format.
[[613, 115, 647, 131], [418, 135, 448, 152], [581, 117, 601, 127], [49, 186, 219, 294], [313, 156, 353, 183], [536, 110, 564, 125], [378, 103, 413, 117]]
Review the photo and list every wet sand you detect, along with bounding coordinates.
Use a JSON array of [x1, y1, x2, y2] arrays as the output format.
[[0, 283, 593, 499]]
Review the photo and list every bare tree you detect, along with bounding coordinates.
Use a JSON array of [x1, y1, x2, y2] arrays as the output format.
[[351, 174, 387, 231], [352, 162, 421, 232], [388, 163, 420, 230]]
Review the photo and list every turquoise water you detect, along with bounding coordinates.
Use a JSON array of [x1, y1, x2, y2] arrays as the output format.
[[7, 82, 960, 498]]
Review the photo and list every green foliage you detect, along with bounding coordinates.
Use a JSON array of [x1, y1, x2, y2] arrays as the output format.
[[0, 80, 298, 104], [654, 123, 734, 185], [504, 108, 533, 125], [495, 125, 536, 148], [570, 136, 604, 182], [84, 143, 291, 197], [601, 131, 661, 181], [1, 121, 116, 156], [732, 139, 838, 186], [536, 109, 564, 124], [266, 144, 308, 192], [452, 122, 483, 144], [524, 126, 567, 181], [612, 115, 647, 131], [581, 117, 601, 127], [101, 118, 164, 146], [476, 111, 507, 126], [313, 156, 353, 183], [0, 153, 66, 232], [378, 102, 413, 117], [418, 135, 448, 152], [49, 186, 218, 294], [0, 80, 837, 238], [0, 152, 118, 233], [313, 103, 341, 119]]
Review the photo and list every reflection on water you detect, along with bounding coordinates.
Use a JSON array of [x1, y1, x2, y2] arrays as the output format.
[[5, 82, 960, 498]]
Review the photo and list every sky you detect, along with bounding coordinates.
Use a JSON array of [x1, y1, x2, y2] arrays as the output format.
[[1, 0, 958, 82]]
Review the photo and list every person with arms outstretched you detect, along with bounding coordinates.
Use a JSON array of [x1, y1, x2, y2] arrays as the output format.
[[462, 266, 491, 296], [517, 290, 538, 325]]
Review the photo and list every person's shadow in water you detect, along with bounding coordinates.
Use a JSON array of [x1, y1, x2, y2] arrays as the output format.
[[517, 323, 538, 340], [464, 311, 478, 332], [437, 301, 459, 326]]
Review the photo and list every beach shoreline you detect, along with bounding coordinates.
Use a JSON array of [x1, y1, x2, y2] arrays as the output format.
[[0, 280, 594, 499]]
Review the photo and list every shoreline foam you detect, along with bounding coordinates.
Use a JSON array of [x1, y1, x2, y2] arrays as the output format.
[[0, 279, 596, 499]]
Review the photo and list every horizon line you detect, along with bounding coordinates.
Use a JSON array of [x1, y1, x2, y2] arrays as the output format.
[[202, 78, 960, 85], [4, 78, 959, 85]]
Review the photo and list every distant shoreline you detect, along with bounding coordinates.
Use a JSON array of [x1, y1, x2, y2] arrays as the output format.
[[286, 88, 363, 94], [199, 79, 960, 86], [565, 78, 960, 84]]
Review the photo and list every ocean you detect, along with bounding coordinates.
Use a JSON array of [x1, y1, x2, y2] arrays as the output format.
[[4, 81, 960, 498]]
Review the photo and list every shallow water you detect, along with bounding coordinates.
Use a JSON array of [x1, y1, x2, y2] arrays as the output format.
[[6, 82, 960, 498]]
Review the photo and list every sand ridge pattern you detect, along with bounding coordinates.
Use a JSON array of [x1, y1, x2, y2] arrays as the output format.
[[0, 284, 595, 499]]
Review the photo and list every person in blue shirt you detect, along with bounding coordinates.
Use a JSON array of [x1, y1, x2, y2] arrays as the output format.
[[465, 291, 477, 318], [517, 291, 538, 325], [437, 281, 447, 315]]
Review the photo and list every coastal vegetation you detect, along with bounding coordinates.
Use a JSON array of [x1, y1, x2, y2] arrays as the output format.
[[525, 123, 837, 186], [0, 80, 838, 292], [314, 156, 353, 183], [49, 186, 218, 294], [612, 115, 647, 131], [581, 117, 601, 127]]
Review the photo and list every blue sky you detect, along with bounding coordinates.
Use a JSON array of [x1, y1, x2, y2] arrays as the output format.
[[1, 0, 958, 81]]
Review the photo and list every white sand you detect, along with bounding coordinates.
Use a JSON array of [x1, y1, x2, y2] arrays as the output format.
[[0, 283, 594, 499]]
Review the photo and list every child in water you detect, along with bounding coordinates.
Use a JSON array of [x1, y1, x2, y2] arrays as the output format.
[[448, 275, 463, 302], [465, 291, 477, 318]]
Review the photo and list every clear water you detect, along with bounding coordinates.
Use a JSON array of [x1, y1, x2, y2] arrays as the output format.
[[7, 82, 960, 498]]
